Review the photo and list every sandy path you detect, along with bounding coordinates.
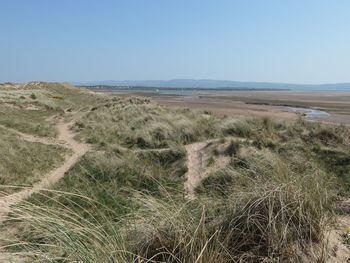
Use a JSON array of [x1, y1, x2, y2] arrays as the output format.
[[0, 121, 90, 214], [184, 137, 249, 198], [184, 142, 208, 198], [0, 119, 90, 261]]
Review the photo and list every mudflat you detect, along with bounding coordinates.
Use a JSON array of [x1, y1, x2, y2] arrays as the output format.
[[105, 90, 350, 124]]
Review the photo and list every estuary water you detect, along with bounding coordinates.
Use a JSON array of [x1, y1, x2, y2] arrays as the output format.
[[286, 107, 329, 119]]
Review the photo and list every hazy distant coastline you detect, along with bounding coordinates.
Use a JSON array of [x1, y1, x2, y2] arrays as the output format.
[[73, 79, 350, 91], [78, 85, 290, 92]]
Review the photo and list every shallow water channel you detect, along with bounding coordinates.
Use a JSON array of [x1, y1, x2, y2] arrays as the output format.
[[286, 107, 330, 119]]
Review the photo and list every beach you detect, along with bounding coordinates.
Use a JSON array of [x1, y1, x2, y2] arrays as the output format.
[[103, 89, 350, 124]]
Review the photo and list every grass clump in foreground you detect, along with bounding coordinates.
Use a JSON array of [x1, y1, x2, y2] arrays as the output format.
[[4, 122, 341, 262], [196, 148, 335, 260], [0, 127, 68, 192], [6, 158, 334, 262]]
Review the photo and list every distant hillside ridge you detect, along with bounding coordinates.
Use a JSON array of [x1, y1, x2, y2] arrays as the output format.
[[72, 79, 350, 91]]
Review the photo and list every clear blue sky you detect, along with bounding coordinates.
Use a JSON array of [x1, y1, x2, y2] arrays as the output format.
[[1, 0, 350, 84]]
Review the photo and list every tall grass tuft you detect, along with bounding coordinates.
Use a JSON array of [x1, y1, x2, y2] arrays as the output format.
[[4, 148, 335, 262]]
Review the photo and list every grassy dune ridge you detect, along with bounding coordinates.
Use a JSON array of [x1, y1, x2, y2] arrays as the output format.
[[1, 82, 350, 262], [74, 96, 223, 149], [0, 82, 105, 137]]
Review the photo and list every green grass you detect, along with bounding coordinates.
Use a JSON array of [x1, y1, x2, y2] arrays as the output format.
[[313, 147, 350, 194], [6, 121, 342, 262], [5, 146, 335, 262], [0, 126, 68, 191], [0, 103, 57, 137], [74, 97, 223, 149], [0, 82, 106, 137], [14, 145, 186, 219], [1, 83, 349, 262]]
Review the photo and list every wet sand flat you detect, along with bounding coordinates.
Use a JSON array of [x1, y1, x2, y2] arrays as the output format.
[[102, 90, 350, 124]]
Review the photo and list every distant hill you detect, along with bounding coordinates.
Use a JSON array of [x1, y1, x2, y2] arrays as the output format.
[[73, 79, 350, 91]]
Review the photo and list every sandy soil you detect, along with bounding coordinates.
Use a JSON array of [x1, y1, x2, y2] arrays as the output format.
[[184, 141, 208, 198], [184, 137, 248, 199], [157, 96, 296, 120], [327, 222, 350, 262], [326, 199, 350, 262]]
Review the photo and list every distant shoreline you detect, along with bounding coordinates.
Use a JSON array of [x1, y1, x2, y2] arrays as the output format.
[[77, 85, 350, 93], [77, 85, 290, 92], [73, 79, 350, 91], [95, 87, 350, 125]]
